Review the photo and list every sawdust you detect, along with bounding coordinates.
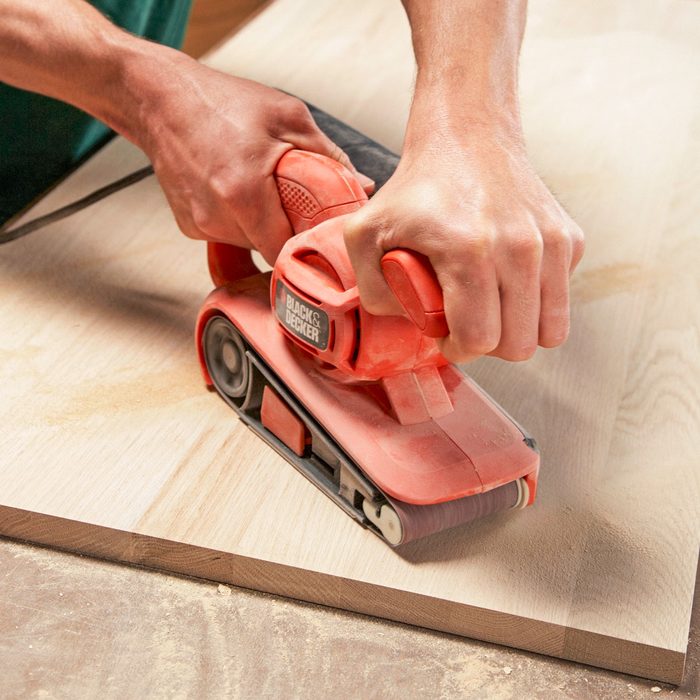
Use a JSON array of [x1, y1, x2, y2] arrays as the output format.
[[44, 367, 204, 425]]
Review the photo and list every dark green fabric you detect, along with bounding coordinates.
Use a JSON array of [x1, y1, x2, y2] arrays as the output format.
[[0, 0, 192, 224]]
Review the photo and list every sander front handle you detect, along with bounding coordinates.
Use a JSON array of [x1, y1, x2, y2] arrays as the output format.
[[380, 250, 448, 338]]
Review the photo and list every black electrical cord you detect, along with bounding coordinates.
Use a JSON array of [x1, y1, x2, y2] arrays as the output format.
[[0, 165, 154, 245]]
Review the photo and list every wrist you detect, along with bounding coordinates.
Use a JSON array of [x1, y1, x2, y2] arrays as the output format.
[[86, 31, 188, 150], [404, 85, 524, 156]]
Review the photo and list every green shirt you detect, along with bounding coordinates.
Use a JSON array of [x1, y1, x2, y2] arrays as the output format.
[[0, 0, 192, 225]]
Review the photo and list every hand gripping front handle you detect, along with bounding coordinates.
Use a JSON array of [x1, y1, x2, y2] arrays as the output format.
[[274, 150, 449, 337], [380, 250, 448, 338]]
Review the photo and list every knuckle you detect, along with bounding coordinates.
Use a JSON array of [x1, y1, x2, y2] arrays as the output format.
[[342, 222, 362, 250], [440, 345, 475, 364], [343, 211, 375, 247], [448, 228, 495, 267], [541, 225, 571, 258], [506, 230, 543, 264], [452, 325, 499, 356], [191, 202, 214, 234], [176, 216, 202, 241], [542, 328, 569, 348], [280, 97, 313, 126], [571, 226, 586, 260], [210, 171, 242, 203], [540, 316, 570, 347], [498, 343, 538, 362], [468, 232, 494, 253]]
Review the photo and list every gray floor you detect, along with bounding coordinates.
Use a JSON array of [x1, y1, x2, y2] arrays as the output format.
[[0, 538, 697, 699]]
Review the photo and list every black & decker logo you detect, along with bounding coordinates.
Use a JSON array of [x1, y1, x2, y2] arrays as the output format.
[[275, 281, 329, 350]]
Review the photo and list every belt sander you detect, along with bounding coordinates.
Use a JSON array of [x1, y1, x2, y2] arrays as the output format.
[[196, 149, 539, 546]]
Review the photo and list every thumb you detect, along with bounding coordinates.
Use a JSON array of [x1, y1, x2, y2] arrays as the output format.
[[249, 176, 295, 265], [343, 211, 403, 316]]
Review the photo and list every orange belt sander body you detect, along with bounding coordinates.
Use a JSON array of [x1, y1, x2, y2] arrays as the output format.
[[196, 150, 539, 546]]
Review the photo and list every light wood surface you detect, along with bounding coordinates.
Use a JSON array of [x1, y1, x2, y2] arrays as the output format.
[[1, 0, 699, 684]]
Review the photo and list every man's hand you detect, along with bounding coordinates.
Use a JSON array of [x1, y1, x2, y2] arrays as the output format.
[[0, 0, 371, 264], [345, 0, 584, 363], [345, 124, 584, 363], [136, 60, 372, 263]]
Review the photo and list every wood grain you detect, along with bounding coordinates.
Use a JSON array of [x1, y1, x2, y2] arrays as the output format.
[[1, 0, 698, 684]]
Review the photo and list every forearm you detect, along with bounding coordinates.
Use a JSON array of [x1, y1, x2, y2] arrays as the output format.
[[346, 0, 583, 362], [0, 0, 178, 147], [401, 0, 526, 145]]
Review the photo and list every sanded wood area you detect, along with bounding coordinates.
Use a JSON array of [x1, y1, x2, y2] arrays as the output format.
[[1, 0, 698, 685]]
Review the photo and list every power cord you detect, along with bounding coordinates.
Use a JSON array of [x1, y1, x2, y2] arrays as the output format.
[[0, 165, 154, 245]]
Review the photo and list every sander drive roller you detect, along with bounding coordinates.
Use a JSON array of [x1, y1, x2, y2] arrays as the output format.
[[367, 479, 528, 546]]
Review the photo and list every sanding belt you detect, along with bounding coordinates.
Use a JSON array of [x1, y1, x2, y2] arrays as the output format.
[[0, 101, 521, 544]]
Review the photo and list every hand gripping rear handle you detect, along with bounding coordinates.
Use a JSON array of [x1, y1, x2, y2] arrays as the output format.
[[380, 250, 448, 338]]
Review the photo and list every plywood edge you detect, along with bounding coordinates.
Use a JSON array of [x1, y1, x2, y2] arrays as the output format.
[[0, 504, 686, 684]]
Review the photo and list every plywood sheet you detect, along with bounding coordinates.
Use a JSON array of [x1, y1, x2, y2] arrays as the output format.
[[1, 0, 699, 684]]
